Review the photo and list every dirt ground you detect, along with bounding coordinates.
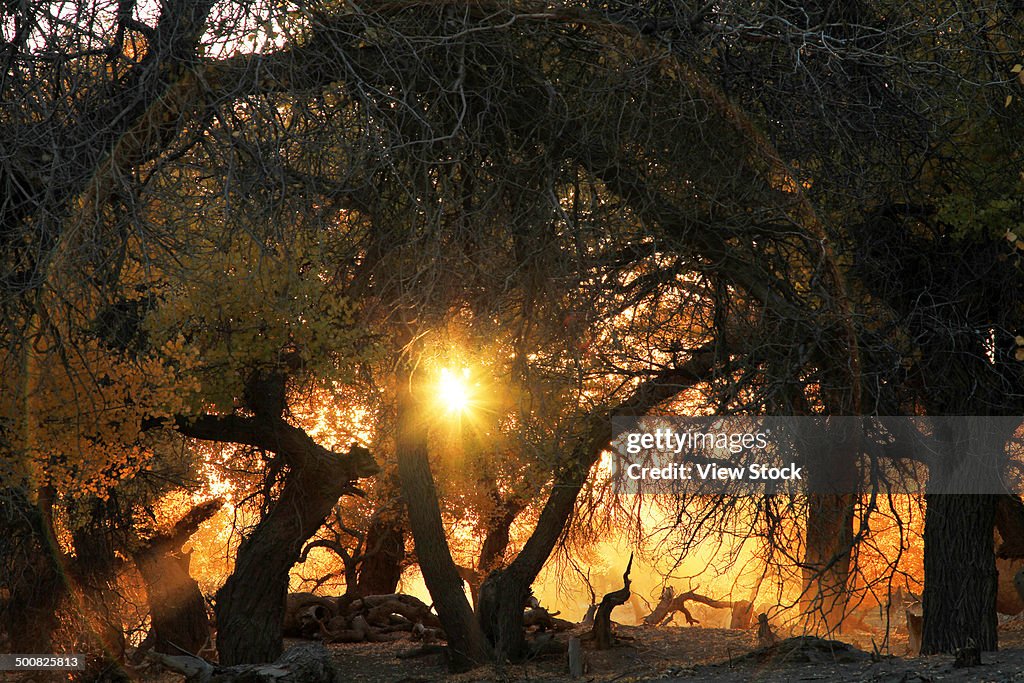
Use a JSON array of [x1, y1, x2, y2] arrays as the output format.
[[31, 620, 1024, 683], [312, 620, 1024, 683]]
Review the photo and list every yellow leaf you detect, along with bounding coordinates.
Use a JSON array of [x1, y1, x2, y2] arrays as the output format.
[[1006, 95, 1014, 108], [1017, 348, 1024, 362], [1012, 64, 1023, 74], [1015, 335, 1024, 345], [1008, 231, 1019, 242]]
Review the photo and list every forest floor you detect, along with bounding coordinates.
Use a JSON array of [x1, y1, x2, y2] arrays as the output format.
[[106, 620, 1024, 683], [317, 620, 1024, 683]]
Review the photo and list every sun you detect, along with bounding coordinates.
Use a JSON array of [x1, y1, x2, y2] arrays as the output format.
[[437, 367, 472, 413]]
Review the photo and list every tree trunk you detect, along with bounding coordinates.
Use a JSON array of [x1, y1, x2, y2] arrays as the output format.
[[477, 490, 525, 575], [214, 442, 377, 665], [919, 419, 1010, 654], [567, 637, 584, 678], [458, 493, 524, 608], [0, 487, 65, 654], [136, 548, 210, 655], [134, 499, 222, 656], [478, 472, 584, 661], [799, 419, 858, 634], [395, 362, 491, 671], [69, 497, 128, 672], [478, 357, 714, 662], [802, 493, 855, 633], [588, 554, 632, 649], [921, 493, 997, 653], [355, 516, 406, 597], [170, 385, 377, 667], [477, 568, 532, 661]]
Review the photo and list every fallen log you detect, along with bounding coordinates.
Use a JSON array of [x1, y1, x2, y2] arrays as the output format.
[[524, 606, 573, 632], [643, 585, 740, 627], [150, 642, 337, 683], [359, 594, 440, 628], [317, 614, 369, 643], [283, 593, 338, 638], [317, 593, 445, 643], [275, 591, 449, 644]]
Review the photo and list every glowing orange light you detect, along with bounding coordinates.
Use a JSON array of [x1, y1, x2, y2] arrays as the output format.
[[438, 367, 472, 414]]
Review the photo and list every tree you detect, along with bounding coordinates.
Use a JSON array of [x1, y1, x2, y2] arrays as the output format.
[[2, 0, 863, 665], [132, 498, 223, 657], [4, 0, 1021, 666]]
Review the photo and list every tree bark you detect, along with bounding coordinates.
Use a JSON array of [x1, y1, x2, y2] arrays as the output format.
[[921, 493, 997, 653], [0, 487, 66, 655], [458, 492, 524, 607], [214, 441, 376, 665], [68, 497, 129, 673], [567, 637, 584, 678], [920, 419, 1010, 654], [133, 499, 222, 655], [355, 516, 406, 597], [395, 361, 491, 671], [796, 419, 859, 634], [164, 371, 378, 666], [588, 554, 632, 649], [802, 493, 856, 633], [477, 489, 525, 575]]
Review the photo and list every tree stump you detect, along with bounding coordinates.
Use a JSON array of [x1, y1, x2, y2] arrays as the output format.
[[567, 637, 585, 678], [756, 613, 778, 648]]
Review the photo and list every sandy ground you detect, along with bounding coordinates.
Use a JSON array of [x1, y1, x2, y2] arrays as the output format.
[[21, 620, 1024, 683], [317, 621, 1024, 683]]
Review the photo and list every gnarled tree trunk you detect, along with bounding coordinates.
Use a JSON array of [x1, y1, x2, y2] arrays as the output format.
[[588, 554, 632, 649], [213, 439, 377, 665], [133, 499, 223, 656], [172, 373, 378, 666], [802, 493, 856, 633], [797, 419, 859, 634]]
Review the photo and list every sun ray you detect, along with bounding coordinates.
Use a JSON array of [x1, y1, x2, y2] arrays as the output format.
[[437, 367, 472, 414]]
